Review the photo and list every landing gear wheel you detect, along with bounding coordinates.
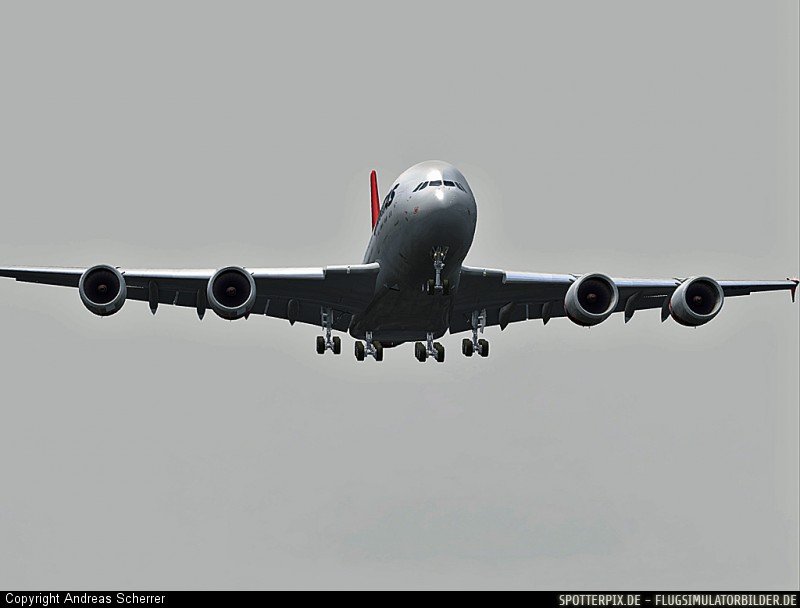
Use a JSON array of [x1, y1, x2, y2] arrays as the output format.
[[332, 336, 341, 354], [433, 342, 445, 363], [478, 338, 489, 357], [354, 341, 365, 361], [414, 341, 427, 362], [374, 341, 384, 362], [462, 338, 473, 357], [316, 336, 325, 354], [426, 278, 450, 296]]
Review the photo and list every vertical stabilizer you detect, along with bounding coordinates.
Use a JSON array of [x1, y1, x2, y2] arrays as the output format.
[[370, 170, 380, 229]]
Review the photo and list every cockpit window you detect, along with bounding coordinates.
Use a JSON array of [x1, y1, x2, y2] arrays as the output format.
[[383, 183, 399, 207], [413, 180, 466, 193]]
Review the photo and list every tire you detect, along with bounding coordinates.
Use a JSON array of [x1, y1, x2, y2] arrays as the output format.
[[316, 336, 326, 354], [426, 279, 435, 295], [434, 342, 445, 363], [462, 338, 473, 357], [442, 279, 450, 296], [478, 338, 489, 357], [332, 336, 341, 354], [414, 341, 427, 362], [374, 342, 384, 362], [355, 341, 365, 361]]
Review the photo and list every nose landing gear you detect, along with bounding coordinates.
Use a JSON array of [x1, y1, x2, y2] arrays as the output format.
[[315, 307, 342, 355], [463, 309, 489, 357], [414, 332, 445, 363], [425, 246, 450, 295], [354, 331, 384, 362]]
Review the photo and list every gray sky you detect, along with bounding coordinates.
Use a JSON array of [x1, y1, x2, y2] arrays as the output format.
[[0, 0, 797, 590]]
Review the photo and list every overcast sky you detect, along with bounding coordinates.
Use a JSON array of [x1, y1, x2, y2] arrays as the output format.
[[0, 1, 797, 590]]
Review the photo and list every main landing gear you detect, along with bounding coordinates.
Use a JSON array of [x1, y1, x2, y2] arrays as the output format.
[[414, 332, 445, 363], [316, 307, 342, 355], [425, 246, 450, 296], [462, 309, 489, 357], [354, 331, 384, 362]]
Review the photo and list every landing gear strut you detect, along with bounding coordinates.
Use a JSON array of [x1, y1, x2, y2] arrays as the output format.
[[316, 307, 341, 354], [354, 331, 383, 362], [414, 332, 445, 363], [463, 309, 489, 357], [425, 246, 450, 295]]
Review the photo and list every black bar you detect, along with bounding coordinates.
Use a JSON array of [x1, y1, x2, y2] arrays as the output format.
[[1, 592, 799, 603]]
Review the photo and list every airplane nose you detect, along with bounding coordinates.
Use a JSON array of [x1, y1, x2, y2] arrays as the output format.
[[425, 185, 469, 211], [413, 186, 476, 251]]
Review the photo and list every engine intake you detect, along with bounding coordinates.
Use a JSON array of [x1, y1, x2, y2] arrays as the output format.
[[207, 266, 256, 320], [670, 276, 724, 326], [565, 273, 619, 326], [79, 264, 127, 316]]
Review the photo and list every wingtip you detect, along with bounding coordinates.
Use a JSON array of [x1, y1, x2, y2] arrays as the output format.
[[788, 277, 799, 303]]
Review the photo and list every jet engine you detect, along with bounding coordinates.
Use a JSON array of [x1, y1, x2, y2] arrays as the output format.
[[79, 264, 127, 316], [207, 266, 256, 320], [670, 276, 724, 326], [565, 273, 619, 326]]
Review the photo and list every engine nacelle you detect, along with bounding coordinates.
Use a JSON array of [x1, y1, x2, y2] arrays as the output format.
[[79, 264, 127, 316], [565, 273, 619, 326], [670, 276, 724, 326], [207, 266, 256, 320]]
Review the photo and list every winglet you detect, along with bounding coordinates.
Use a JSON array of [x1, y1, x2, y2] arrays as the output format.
[[370, 170, 380, 229], [789, 277, 799, 303]]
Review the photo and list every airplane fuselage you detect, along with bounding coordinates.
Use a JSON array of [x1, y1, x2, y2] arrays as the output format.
[[350, 161, 477, 344]]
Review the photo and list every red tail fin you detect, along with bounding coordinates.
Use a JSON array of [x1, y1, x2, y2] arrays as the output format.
[[370, 170, 380, 229]]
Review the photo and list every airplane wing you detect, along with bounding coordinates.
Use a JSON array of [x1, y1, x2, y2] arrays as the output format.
[[0, 263, 380, 330], [450, 265, 798, 333]]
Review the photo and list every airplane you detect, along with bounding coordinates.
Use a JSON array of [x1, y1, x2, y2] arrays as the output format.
[[1, 160, 797, 363]]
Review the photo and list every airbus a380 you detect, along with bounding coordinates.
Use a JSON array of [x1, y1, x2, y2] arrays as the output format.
[[2, 161, 797, 363]]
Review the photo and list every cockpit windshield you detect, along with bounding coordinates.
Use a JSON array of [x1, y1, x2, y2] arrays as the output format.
[[413, 180, 466, 193]]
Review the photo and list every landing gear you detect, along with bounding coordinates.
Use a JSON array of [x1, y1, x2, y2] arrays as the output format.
[[415, 332, 445, 363], [464, 309, 489, 357], [316, 307, 342, 355], [426, 278, 450, 296], [354, 331, 383, 362], [425, 246, 450, 295], [462, 338, 474, 357]]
